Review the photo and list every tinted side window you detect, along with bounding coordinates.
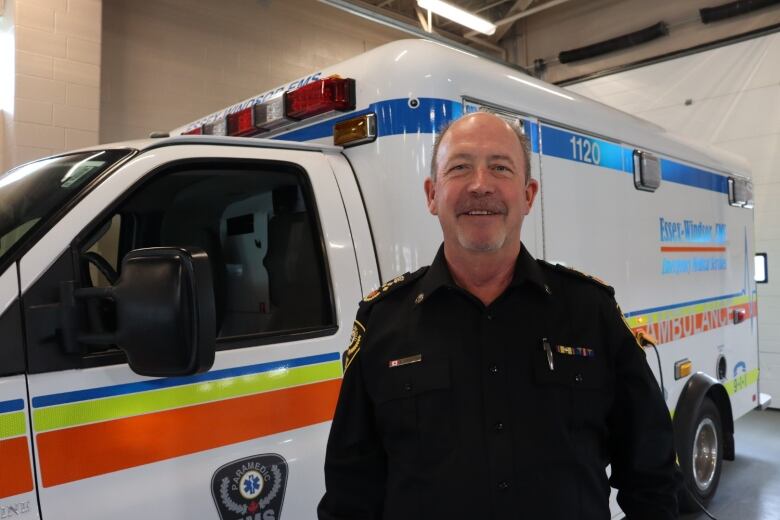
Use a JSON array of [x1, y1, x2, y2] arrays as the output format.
[[82, 161, 334, 345]]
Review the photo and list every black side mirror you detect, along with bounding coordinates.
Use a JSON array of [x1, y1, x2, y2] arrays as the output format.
[[61, 247, 216, 376]]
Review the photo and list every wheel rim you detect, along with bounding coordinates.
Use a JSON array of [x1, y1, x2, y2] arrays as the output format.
[[692, 417, 718, 492]]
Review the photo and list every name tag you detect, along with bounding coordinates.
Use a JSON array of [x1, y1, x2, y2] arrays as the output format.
[[389, 354, 422, 368]]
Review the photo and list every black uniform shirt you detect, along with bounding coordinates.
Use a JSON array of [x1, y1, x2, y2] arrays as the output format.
[[318, 245, 678, 520]]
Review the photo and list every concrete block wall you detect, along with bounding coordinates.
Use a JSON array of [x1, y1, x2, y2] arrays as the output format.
[[567, 32, 780, 407], [100, 0, 405, 143], [3, 0, 101, 170]]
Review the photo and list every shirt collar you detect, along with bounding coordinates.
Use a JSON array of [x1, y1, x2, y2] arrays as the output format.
[[416, 243, 551, 303]]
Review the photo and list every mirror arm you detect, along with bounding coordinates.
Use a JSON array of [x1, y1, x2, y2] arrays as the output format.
[[59, 281, 118, 354]]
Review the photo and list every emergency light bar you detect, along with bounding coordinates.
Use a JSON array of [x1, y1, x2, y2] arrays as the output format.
[[227, 107, 256, 137], [254, 96, 288, 130], [203, 118, 227, 136], [285, 77, 356, 120], [187, 77, 357, 139]]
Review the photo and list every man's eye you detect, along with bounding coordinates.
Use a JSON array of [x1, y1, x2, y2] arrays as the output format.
[[493, 165, 512, 173], [449, 164, 467, 172]]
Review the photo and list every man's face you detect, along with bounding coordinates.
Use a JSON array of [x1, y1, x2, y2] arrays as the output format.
[[424, 113, 538, 254]]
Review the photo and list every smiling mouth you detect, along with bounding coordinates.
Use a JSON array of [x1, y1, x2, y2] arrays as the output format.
[[463, 210, 500, 216]]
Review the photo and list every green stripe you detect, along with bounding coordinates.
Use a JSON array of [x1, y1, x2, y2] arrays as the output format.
[[0, 411, 26, 439], [34, 361, 342, 433], [723, 368, 760, 396]]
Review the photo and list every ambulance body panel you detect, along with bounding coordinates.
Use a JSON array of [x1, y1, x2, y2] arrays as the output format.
[[0, 39, 760, 519]]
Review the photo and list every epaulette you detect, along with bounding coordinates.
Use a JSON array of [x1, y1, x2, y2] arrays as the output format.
[[344, 267, 428, 372], [360, 266, 428, 306], [537, 260, 615, 297]]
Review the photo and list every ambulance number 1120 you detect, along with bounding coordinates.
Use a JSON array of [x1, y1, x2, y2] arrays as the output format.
[[569, 135, 601, 165]]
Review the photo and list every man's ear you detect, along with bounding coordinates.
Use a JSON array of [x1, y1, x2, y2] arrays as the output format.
[[524, 178, 540, 214], [424, 177, 438, 215]]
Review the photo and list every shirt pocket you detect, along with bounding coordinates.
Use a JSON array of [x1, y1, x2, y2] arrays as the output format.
[[532, 344, 607, 389], [532, 345, 610, 434], [372, 358, 454, 462]]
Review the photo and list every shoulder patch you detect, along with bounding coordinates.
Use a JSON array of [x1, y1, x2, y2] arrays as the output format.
[[343, 320, 365, 372], [361, 267, 428, 305], [344, 267, 427, 373], [538, 260, 615, 297]]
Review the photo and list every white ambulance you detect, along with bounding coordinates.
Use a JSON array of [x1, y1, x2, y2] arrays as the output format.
[[0, 39, 764, 520]]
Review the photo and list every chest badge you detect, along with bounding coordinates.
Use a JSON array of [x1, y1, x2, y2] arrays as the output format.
[[211, 453, 288, 520], [389, 354, 422, 368], [556, 345, 595, 358]]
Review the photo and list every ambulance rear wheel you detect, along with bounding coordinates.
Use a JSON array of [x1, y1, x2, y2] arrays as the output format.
[[679, 397, 723, 512]]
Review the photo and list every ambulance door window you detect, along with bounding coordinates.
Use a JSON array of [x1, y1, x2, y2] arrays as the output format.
[[83, 214, 122, 288], [69, 159, 334, 362], [129, 161, 329, 340]]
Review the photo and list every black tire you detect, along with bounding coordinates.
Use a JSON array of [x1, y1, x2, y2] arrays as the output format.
[[678, 397, 723, 513]]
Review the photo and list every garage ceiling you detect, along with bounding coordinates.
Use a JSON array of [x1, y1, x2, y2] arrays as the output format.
[[327, 0, 570, 54]]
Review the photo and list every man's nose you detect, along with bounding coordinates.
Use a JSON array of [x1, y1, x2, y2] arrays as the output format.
[[468, 164, 495, 195]]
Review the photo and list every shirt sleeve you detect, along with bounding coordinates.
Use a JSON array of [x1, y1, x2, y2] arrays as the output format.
[[603, 297, 680, 519], [317, 307, 387, 520]]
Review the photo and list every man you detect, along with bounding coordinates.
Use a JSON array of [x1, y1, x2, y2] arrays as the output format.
[[318, 112, 678, 519]]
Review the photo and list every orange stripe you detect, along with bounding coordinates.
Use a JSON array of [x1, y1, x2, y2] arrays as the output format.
[[660, 246, 726, 252], [38, 379, 341, 488], [0, 437, 34, 498]]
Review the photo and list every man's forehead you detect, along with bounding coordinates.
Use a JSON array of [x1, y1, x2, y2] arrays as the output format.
[[439, 126, 523, 158], [446, 150, 518, 162]]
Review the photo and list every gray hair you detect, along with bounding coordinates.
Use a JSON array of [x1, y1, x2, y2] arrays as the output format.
[[430, 116, 532, 183]]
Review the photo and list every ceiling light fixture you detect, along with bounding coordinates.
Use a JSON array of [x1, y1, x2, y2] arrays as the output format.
[[417, 0, 497, 35]]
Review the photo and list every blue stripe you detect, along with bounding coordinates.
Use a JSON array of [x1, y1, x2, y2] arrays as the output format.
[[463, 101, 539, 153], [276, 98, 463, 142], [0, 399, 24, 414], [660, 158, 729, 194], [32, 352, 341, 409], [541, 125, 625, 172], [526, 121, 540, 153], [622, 148, 634, 173], [539, 125, 730, 194], [624, 292, 743, 318], [274, 97, 730, 194]]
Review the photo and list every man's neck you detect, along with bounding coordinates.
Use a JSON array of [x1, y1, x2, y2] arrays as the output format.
[[444, 243, 520, 307]]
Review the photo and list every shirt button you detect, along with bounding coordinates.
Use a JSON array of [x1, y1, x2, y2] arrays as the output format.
[[494, 422, 504, 431], [498, 481, 510, 491], [574, 373, 583, 383], [487, 313, 493, 320], [404, 383, 413, 391], [489, 365, 499, 374]]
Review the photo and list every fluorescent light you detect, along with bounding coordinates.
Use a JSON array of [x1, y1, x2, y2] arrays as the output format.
[[417, 0, 496, 35]]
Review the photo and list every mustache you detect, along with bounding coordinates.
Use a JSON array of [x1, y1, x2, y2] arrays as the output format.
[[455, 198, 507, 215]]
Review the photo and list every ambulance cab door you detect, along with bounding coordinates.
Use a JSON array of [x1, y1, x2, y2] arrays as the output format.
[[0, 263, 39, 519], [20, 143, 362, 520]]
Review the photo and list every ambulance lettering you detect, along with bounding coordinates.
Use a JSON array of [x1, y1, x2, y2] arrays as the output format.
[[733, 361, 748, 393], [659, 217, 728, 275], [628, 293, 751, 345], [0, 501, 31, 518], [183, 72, 323, 132]]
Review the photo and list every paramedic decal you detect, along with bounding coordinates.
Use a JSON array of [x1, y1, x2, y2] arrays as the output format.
[[211, 454, 288, 520]]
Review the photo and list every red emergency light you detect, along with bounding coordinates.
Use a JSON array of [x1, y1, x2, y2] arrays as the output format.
[[227, 107, 256, 137], [182, 126, 203, 135], [284, 77, 355, 120]]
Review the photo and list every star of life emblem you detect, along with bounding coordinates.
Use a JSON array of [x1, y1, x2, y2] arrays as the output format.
[[211, 454, 288, 520]]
